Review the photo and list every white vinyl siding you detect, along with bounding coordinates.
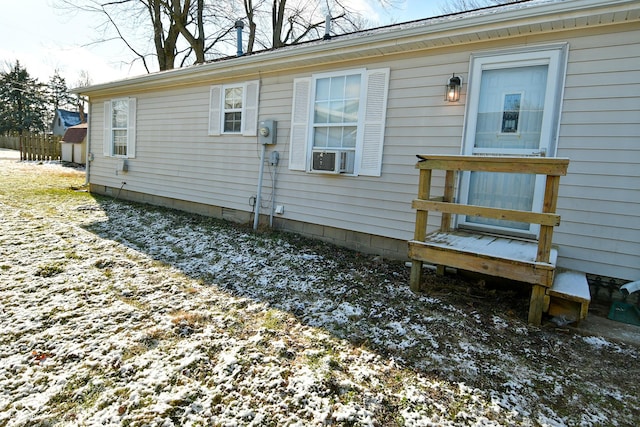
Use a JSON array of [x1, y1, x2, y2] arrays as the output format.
[[86, 22, 639, 281], [552, 28, 640, 280]]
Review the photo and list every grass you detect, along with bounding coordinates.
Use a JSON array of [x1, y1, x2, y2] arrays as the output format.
[[1, 160, 639, 426], [34, 262, 65, 277]]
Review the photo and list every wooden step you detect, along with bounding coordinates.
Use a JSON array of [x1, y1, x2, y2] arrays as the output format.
[[547, 269, 591, 324]]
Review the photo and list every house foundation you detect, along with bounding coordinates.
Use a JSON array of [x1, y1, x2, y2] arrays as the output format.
[[90, 184, 408, 261]]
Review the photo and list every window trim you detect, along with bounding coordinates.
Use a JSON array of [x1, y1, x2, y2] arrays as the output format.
[[103, 97, 136, 158], [288, 67, 390, 177], [208, 80, 260, 137], [222, 84, 244, 134], [309, 69, 365, 175]]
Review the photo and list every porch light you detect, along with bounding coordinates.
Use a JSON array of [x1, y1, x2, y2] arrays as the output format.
[[445, 74, 461, 102]]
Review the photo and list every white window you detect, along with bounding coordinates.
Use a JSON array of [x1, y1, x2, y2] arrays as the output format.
[[289, 68, 390, 176], [208, 80, 260, 136], [103, 98, 136, 158]]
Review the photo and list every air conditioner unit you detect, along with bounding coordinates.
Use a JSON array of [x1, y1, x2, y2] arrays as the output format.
[[311, 150, 354, 174]]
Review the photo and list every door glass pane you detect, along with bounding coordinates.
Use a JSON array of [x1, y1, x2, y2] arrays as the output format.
[[474, 65, 547, 150], [467, 171, 534, 230]]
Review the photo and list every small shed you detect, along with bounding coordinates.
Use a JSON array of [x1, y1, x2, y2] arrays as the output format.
[[60, 123, 87, 164]]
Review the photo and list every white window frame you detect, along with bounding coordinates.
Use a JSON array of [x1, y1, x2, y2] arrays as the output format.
[[103, 97, 136, 158], [310, 70, 362, 174], [288, 67, 390, 177], [222, 84, 244, 133], [208, 80, 259, 136]]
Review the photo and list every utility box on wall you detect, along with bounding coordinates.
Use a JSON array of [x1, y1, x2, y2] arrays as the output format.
[[258, 120, 277, 145]]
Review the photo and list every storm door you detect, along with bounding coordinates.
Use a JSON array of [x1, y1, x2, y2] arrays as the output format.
[[458, 45, 567, 238]]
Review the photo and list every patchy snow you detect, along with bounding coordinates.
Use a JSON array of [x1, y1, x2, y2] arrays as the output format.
[[0, 160, 639, 426]]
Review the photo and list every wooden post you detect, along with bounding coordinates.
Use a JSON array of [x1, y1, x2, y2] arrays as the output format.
[[410, 168, 432, 292], [529, 284, 546, 325], [537, 175, 560, 263], [440, 169, 455, 232], [413, 168, 431, 241]]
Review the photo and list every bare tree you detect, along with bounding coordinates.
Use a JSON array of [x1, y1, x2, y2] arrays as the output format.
[[58, 0, 193, 71], [57, 0, 400, 72], [148, 0, 181, 70], [243, 0, 258, 53], [241, 0, 373, 53], [73, 71, 92, 121]]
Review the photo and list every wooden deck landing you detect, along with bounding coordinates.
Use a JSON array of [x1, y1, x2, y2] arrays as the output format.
[[409, 230, 558, 287], [408, 155, 571, 325]]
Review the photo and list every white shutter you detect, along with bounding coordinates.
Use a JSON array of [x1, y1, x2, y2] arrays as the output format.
[[208, 85, 222, 136], [289, 77, 311, 171], [127, 98, 137, 158], [242, 80, 260, 136], [358, 68, 390, 177], [103, 101, 111, 156]]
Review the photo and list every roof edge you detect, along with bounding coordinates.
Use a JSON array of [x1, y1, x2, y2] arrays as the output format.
[[74, 0, 639, 97]]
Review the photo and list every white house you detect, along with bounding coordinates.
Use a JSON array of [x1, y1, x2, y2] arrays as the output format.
[[75, 0, 639, 284]]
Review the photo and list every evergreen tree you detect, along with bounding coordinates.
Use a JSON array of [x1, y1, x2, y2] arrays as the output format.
[[48, 70, 76, 112], [0, 61, 48, 135]]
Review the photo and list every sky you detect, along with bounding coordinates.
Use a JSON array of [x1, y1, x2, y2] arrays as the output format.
[[0, 0, 446, 87]]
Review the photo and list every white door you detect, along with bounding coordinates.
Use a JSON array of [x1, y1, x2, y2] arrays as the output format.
[[459, 45, 567, 237]]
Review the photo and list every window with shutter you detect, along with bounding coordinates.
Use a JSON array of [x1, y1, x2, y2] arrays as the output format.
[[288, 68, 389, 177], [208, 80, 260, 137]]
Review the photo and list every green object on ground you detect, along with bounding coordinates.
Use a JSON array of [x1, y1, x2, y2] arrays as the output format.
[[608, 301, 640, 327]]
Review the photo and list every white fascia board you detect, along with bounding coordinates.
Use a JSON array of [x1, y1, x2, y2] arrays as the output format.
[[74, 0, 638, 98]]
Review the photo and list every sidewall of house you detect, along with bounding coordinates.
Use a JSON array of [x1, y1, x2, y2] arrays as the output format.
[[87, 23, 640, 281]]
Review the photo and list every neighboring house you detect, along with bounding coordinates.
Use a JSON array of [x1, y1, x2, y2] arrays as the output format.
[[60, 123, 88, 164], [75, 0, 639, 283], [51, 109, 86, 136]]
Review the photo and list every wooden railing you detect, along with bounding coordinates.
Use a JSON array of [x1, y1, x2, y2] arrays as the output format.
[[408, 154, 569, 325], [19, 134, 61, 161]]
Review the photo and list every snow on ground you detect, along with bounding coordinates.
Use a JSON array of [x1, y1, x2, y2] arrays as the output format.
[[0, 160, 638, 426]]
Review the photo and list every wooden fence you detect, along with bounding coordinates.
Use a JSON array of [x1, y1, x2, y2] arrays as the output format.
[[0, 135, 20, 150], [0, 134, 62, 161]]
